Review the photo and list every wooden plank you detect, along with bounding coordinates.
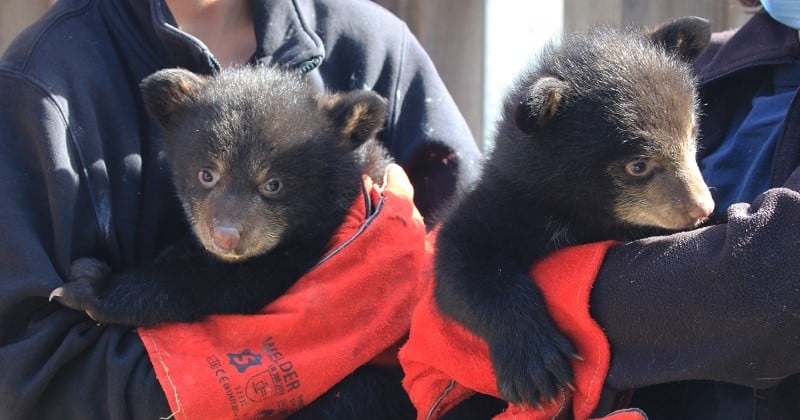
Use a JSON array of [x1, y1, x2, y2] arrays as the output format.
[[565, 0, 623, 32], [0, 0, 53, 54], [620, 0, 746, 31], [565, 0, 749, 33]]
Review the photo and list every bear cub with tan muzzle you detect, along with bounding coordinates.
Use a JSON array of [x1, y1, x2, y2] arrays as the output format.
[[434, 16, 715, 408]]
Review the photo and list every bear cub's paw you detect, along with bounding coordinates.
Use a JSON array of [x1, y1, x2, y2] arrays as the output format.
[[49, 258, 112, 322], [490, 311, 579, 407]]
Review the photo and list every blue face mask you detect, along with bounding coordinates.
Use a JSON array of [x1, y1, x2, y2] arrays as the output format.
[[762, 0, 800, 30]]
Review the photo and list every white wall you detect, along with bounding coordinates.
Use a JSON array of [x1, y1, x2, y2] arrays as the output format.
[[483, 1, 563, 149]]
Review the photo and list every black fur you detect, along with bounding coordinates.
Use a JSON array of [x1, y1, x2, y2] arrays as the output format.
[[53, 66, 390, 325], [50, 66, 410, 418], [434, 17, 713, 408]]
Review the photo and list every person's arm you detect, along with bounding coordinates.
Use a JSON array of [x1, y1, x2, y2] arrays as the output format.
[[399, 173, 800, 417], [307, 0, 480, 218], [378, 24, 481, 219], [0, 72, 171, 419], [591, 166, 800, 391]]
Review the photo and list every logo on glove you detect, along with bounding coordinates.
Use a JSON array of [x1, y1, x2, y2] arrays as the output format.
[[228, 348, 263, 373]]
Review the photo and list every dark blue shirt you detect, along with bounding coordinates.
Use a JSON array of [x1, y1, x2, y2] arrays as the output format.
[[701, 60, 800, 219]]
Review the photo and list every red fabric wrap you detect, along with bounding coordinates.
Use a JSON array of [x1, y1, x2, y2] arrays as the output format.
[[398, 239, 633, 420], [139, 168, 427, 419]]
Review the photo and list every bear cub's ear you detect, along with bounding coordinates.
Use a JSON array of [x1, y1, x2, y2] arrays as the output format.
[[648, 16, 711, 62], [319, 90, 388, 149], [515, 77, 569, 135], [140, 68, 208, 128]]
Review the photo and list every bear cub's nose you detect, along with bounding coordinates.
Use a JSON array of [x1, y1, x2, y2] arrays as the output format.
[[213, 226, 241, 251], [687, 195, 715, 225]]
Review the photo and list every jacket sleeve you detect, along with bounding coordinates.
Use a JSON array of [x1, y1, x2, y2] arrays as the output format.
[[590, 166, 800, 391], [380, 24, 481, 219], [309, 0, 481, 219], [0, 72, 171, 419]]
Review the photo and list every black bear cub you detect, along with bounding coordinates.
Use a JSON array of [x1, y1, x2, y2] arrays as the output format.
[[52, 66, 390, 325], [50, 66, 412, 418], [434, 17, 715, 408]]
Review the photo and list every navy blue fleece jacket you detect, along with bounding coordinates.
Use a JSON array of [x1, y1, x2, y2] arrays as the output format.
[[0, 0, 479, 418]]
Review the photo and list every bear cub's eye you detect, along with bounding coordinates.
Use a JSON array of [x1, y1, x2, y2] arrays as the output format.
[[625, 157, 655, 178], [198, 168, 221, 188], [260, 178, 283, 196]]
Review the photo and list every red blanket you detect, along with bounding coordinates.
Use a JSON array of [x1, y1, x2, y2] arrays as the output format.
[[138, 165, 428, 419], [398, 239, 643, 420]]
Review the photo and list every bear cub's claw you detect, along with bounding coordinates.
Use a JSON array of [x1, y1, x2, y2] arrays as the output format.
[[491, 322, 579, 407], [49, 258, 112, 322]]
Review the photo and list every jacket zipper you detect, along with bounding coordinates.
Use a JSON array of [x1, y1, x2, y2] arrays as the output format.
[[296, 55, 322, 74]]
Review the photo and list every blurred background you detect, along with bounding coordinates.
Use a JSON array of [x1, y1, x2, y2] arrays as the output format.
[[0, 0, 753, 149]]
